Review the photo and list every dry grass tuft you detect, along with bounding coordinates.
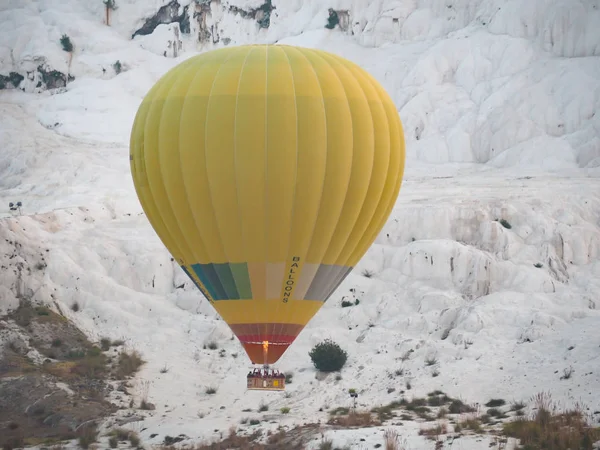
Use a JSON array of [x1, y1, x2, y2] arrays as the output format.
[[114, 349, 144, 378], [327, 410, 379, 427], [502, 392, 600, 450], [418, 421, 449, 443], [384, 428, 400, 450]]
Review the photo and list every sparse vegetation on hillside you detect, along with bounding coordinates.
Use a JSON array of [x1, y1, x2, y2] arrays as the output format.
[[361, 269, 374, 278], [157, 424, 312, 449], [0, 300, 146, 449], [113, 60, 122, 74], [309, 339, 348, 372], [325, 8, 339, 29], [60, 34, 73, 52], [502, 392, 600, 450]]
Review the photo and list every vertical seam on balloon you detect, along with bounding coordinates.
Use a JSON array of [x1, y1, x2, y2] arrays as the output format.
[[202, 49, 241, 302], [271, 46, 298, 345], [162, 61, 208, 272], [262, 44, 269, 349], [145, 71, 189, 267], [178, 59, 215, 303], [232, 47, 263, 347], [358, 97, 403, 259], [321, 64, 376, 268], [342, 73, 394, 267], [308, 51, 355, 300], [353, 78, 399, 254], [136, 57, 199, 271], [316, 54, 375, 294], [292, 47, 329, 305]]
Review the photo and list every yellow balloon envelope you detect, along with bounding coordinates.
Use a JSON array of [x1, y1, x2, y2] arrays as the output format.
[[130, 44, 406, 365]]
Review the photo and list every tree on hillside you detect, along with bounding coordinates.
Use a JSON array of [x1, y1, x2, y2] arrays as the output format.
[[104, 0, 117, 26], [309, 339, 348, 372]]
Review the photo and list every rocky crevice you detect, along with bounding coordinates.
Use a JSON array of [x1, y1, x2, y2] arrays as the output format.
[[0, 72, 24, 90], [132, 0, 190, 39], [0, 65, 72, 92], [227, 0, 274, 29]]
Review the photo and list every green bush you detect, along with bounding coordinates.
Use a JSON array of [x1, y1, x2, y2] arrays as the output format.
[[60, 34, 73, 52], [309, 339, 347, 372], [325, 8, 339, 29]]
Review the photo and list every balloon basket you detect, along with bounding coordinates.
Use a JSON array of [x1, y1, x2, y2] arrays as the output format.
[[246, 367, 286, 391]]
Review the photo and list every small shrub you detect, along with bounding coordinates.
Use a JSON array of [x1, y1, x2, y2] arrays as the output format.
[[460, 418, 482, 432], [384, 428, 400, 450], [60, 34, 73, 52], [372, 401, 402, 422], [325, 8, 339, 29], [498, 218, 512, 229], [115, 350, 144, 378], [361, 269, 374, 278], [485, 399, 506, 408], [427, 393, 450, 407], [309, 339, 348, 372], [88, 346, 102, 357], [425, 356, 438, 366], [108, 436, 118, 448], [488, 408, 508, 418], [258, 402, 268, 412], [341, 300, 353, 307], [249, 419, 260, 425], [72, 352, 108, 378], [419, 423, 448, 438], [285, 372, 293, 384], [534, 262, 543, 268], [448, 399, 475, 414], [206, 340, 218, 350], [560, 366, 574, 380], [36, 306, 50, 315], [51, 338, 63, 347], [77, 423, 98, 449], [71, 301, 80, 312], [100, 338, 111, 351], [280, 407, 290, 414], [205, 386, 217, 395], [129, 432, 140, 447], [318, 439, 333, 450], [67, 349, 86, 359], [160, 364, 169, 373], [511, 401, 526, 411], [140, 400, 155, 410], [113, 60, 122, 74]]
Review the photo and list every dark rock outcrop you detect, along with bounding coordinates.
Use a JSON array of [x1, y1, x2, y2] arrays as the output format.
[[228, 0, 275, 29], [132, 0, 190, 38], [37, 65, 74, 90], [0, 72, 24, 90], [1, 66, 72, 92]]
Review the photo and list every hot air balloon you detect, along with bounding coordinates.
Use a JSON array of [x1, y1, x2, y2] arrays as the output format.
[[130, 44, 405, 390]]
